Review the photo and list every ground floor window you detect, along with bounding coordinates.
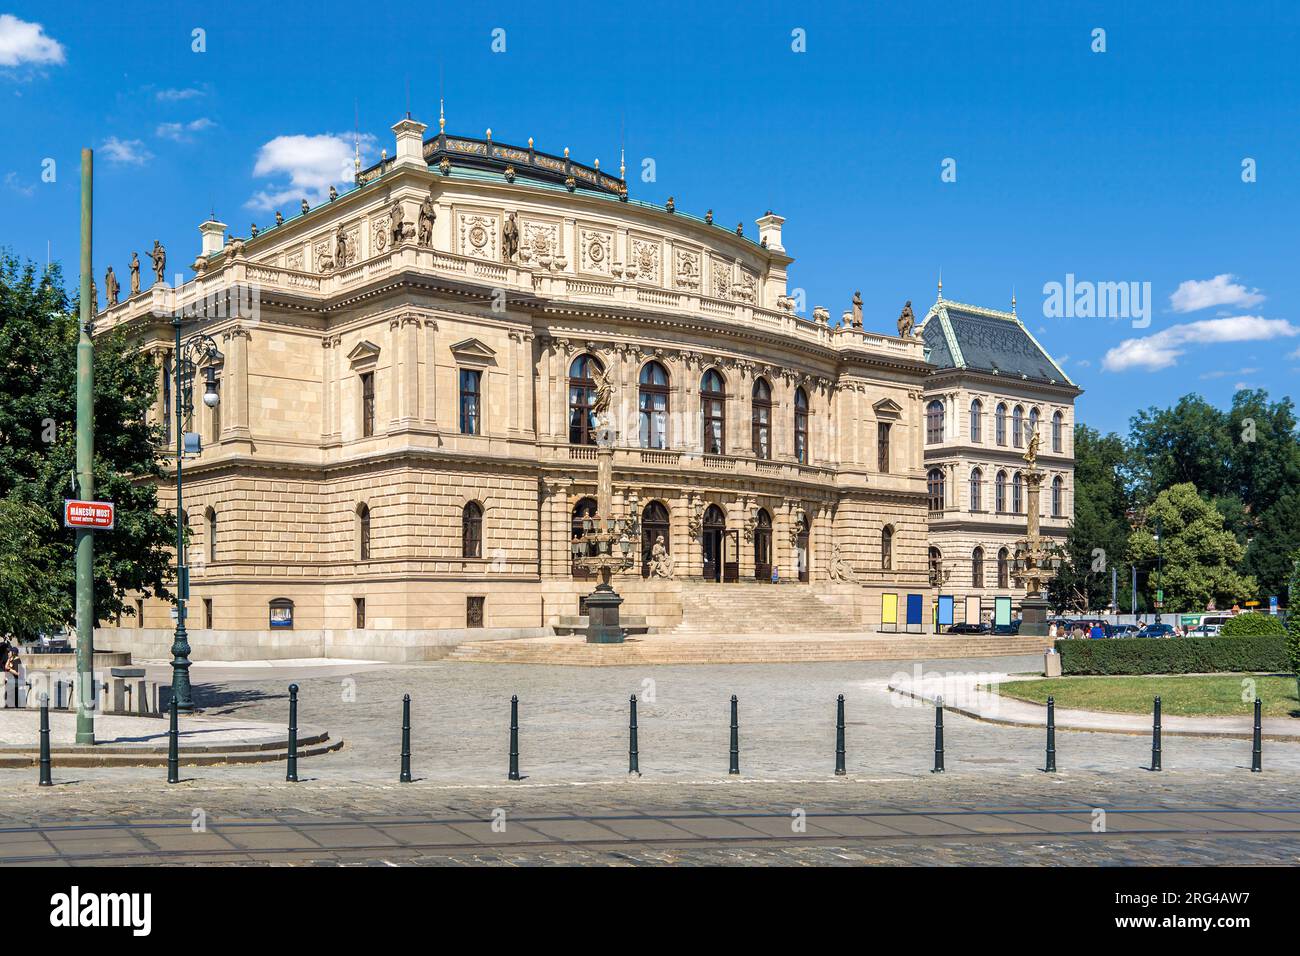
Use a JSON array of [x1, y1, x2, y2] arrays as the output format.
[[467, 595, 485, 628]]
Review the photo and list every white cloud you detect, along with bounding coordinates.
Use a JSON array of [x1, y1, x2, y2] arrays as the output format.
[[1200, 367, 1258, 380], [100, 136, 152, 165], [0, 14, 65, 68], [1289, 347, 1300, 361], [1169, 274, 1265, 313], [1102, 316, 1299, 372], [245, 132, 374, 211], [156, 117, 215, 141], [156, 87, 204, 102], [1074, 359, 1091, 368], [4, 171, 34, 196]]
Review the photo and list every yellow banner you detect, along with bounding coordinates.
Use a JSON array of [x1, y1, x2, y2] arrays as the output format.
[[881, 592, 898, 625]]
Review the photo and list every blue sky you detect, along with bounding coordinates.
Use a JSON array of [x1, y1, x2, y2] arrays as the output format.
[[2, 0, 1297, 436]]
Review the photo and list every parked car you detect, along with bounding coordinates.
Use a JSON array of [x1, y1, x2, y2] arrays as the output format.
[[1111, 624, 1141, 637], [1136, 623, 1176, 638], [992, 620, 1022, 636], [947, 622, 990, 634]]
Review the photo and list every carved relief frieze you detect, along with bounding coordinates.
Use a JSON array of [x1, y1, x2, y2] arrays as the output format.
[[710, 255, 733, 299], [578, 227, 612, 275], [458, 210, 502, 261], [519, 218, 560, 264], [673, 247, 701, 291], [628, 235, 661, 283]]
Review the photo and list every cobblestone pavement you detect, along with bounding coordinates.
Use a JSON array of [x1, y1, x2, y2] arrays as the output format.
[[4, 655, 1298, 864]]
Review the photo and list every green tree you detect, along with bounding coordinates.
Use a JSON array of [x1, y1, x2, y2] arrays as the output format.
[[0, 497, 64, 640], [1246, 489, 1300, 604], [0, 252, 174, 633], [1126, 482, 1257, 613], [1220, 611, 1285, 637], [1286, 557, 1300, 707], [1227, 389, 1300, 517], [1049, 425, 1132, 612], [1127, 395, 1232, 501]]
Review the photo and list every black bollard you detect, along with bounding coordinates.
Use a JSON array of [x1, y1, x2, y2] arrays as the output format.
[[1251, 697, 1262, 773], [728, 695, 740, 775], [508, 695, 520, 781], [400, 694, 412, 783], [1150, 696, 1162, 772], [1045, 695, 1057, 773], [835, 694, 846, 776], [628, 695, 640, 776], [932, 696, 945, 773], [286, 683, 299, 783], [167, 696, 180, 784], [38, 694, 52, 787]]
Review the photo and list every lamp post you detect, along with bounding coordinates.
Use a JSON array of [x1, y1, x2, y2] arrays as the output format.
[[570, 426, 640, 643], [169, 314, 223, 712]]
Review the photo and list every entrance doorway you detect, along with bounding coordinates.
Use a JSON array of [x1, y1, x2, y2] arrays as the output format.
[[753, 509, 772, 581], [701, 505, 726, 582]]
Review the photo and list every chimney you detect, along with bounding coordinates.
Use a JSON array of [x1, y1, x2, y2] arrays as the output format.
[[391, 117, 428, 170], [199, 219, 227, 257], [756, 211, 785, 252]]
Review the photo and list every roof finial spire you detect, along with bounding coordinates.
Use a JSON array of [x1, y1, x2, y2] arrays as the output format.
[[439, 97, 445, 133], [937, 269, 943, 301], [619, 146, 625, 180], [1011, 286, 1017, 315], [353, 99, 362, 178]]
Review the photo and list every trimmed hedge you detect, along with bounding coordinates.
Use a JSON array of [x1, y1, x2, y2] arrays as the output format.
[[1056, 635, 1291, 676], [1221, 612, 1286, 637]]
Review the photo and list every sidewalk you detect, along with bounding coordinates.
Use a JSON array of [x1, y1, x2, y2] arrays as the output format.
[[888, 672, 1300, 741]]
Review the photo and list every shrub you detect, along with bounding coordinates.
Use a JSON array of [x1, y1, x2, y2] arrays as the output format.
[[1221, 612, 1286, 637], [1055, 635, 1290, 676]]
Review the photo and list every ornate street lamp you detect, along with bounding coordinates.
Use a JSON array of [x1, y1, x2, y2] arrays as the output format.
[[169, 314, 223, 712]]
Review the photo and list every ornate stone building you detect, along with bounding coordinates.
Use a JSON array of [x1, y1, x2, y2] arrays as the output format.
[[95, 116, 954, 660], [918, 295, 1080, 623]]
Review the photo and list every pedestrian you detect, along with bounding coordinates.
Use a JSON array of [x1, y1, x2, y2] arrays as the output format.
[[0, 642, 18, 708], [1048, 621, 1058, 639]]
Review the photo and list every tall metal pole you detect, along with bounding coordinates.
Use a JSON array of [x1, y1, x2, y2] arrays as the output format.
[[1154, 515, 1163, 626], [170, 312, 193, 712], [74, 149, 96, 745]]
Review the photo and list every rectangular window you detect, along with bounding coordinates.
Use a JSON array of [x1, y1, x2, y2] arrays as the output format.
[[877, 422, 891, 473], [354, 597, 366, 629], [361, 371, 375, 438], [467, 595, 485, 628], [459, 369, 481, 435], [203, 598, 212, 629], [162, 354, 173, 444]]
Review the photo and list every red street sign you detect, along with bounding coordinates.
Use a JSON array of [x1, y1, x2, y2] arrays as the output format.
[[63, 499, 115, 530]]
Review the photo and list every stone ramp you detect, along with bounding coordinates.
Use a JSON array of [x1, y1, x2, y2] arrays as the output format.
[[447, 632, 1054, 666], [664, 582, 861, 634]]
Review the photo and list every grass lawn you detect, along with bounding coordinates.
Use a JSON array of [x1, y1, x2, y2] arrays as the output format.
[[994, 675, 1300, 718]]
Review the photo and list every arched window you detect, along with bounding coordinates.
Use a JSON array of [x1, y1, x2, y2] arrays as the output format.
[[881, 525, 894, 571], [927, 468, 945, 513], [995, 470, 1007, 513], [1028, 407, 1040, 446], [1052, 411, 1064, 453], [970, 399, 982, 442], [926, 400, 945, 444], [568, 354, 603, 446], [638, 361, 669, 449], [462, 501, 483, 559], [751, 378, 772, 459], [1052, 475, 1063, 517], [929, 547, 942, 584], [997, 547, 1010, 589], [971, 547, 984, 588], [571, 497, 597, 579], [1012, 405, 1024, 448], [701, 369, 726, 455], [1012, 471, 1023, 514], [794, 387, 809, 464], [995, 403, 1007, 445], [640, 500, 670, 577], [205, 508, 217, 563], [752, 508, 772, 580], [969, 468, 983, 512], [357, 503, 371, 561]]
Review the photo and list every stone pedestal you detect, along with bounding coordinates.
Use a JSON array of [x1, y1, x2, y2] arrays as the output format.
[[1019, 593, 1052, 637], [585, 584, 626, 644]]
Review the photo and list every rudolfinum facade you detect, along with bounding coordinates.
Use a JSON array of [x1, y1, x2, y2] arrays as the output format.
[[94, 115, 1076, 660]]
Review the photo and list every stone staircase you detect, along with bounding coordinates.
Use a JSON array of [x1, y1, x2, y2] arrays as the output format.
[[447, 633, 1055, 666], [665, 582, 861, 635]]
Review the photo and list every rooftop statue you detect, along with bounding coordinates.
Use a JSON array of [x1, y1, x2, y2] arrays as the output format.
[[149, 241, 166, 285], [897, 300, 915, 338], [418, 192, 437, 247], [104, 265, 119, 307], [128, 252, 140, 295], [390, 200, 405, 245], [852, 290, 863, 328]]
